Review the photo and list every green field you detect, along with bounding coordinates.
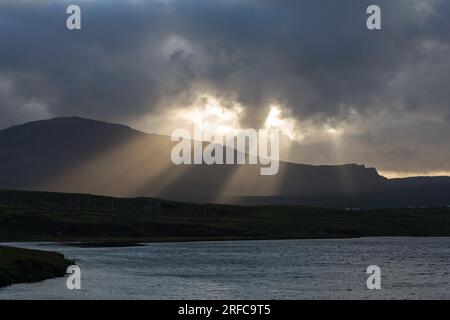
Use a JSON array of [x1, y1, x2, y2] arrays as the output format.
[[0, 246, 72, 288], [1, 190, 450, 244]]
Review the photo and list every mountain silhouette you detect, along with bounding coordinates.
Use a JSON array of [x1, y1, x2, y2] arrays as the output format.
[[1, 117, 449, 208]]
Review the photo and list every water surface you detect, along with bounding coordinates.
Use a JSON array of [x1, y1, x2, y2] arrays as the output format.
[[1, 238, 449, 299]]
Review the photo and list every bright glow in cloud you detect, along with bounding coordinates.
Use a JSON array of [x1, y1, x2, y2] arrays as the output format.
[[172, 95, 244, 139], [170, 98, 305, 143], [265, 106, 301, 141]]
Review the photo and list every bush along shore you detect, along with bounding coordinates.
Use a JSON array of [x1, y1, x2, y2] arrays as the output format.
[[0, 246, 73, 288]]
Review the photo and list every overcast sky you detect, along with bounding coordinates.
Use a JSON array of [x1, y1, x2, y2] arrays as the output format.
[[1, 0, 449, 176]]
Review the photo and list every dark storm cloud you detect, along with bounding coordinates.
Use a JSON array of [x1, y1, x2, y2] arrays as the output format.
[[0, 0, 449, 173]]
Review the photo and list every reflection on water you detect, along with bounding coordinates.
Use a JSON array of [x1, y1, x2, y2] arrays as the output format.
[[1, 238, 449, 300]]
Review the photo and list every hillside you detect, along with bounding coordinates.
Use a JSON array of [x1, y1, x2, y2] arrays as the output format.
[[0, 117, 449, 208], [1, 190, 450, 243]]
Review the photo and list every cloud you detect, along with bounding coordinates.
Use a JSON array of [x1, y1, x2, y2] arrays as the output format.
[[0, 0, 449, 174]]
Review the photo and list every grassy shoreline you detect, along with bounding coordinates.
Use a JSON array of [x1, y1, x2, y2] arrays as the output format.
[[0, 246, 73, 288], [1, 233, 449, 249]]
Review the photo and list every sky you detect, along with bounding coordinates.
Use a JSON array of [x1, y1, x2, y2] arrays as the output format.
[[0, 0, 449, 177]]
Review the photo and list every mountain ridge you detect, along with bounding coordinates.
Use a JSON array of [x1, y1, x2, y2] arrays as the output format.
[[0, 117, 448, 208]]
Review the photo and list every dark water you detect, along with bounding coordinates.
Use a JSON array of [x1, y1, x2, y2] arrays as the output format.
[[1, 238, 449, 299]]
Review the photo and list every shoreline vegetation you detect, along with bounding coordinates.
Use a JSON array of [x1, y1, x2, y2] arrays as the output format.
[[0, 246, 73, 288]]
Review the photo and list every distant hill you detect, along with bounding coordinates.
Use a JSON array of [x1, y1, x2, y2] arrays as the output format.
[[1, 190, 450, 242], [0, 117, 449, 208]]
